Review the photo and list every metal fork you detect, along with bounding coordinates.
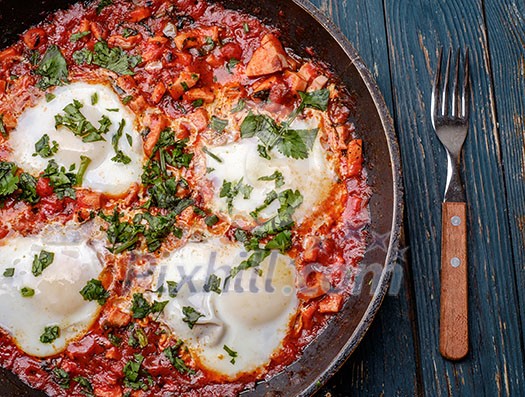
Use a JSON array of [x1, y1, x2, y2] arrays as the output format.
[[431, 48, 470, 361]]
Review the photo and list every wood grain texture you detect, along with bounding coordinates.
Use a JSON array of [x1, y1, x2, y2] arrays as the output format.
[[384, 0, 525, 396], [308, 1, 421, 397], [440, 202, 468, 361]]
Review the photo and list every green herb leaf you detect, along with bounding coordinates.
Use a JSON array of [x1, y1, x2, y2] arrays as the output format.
[[108, 332, 122, 347], [182, 306, 204, 329], [55, 100, 111, 143], [219, 178, 253, 213], [33, 134, 59, 158], [205, 214, 219, 227], [231, 98, 246, 113], [0, 162, 19, 197], [111, 119, 131, 164], [76, 155, 92, 186], [46, 93, 56, 102], [192, 99, 203, 108], [210, 116, 228, 133], [32, 250, 54, 276], [166, 280, 178, 298], [123, 354, 144, 389], [226, 58, 240, 74], [52, 368, 70, 389], [0, 114, 6, 138], [122, 95, 133, 105], [265, 230, 292, 253], [70, 31, 91, 42], [203, 274, 222, 294], [164, 343, 195, 375], [73, 376, 93, 396], [3, 268, 14, 277], [21, 287, 35, 297], [91, 92, 98, 105], [19, 173, 39, 204], [40, 325, 60, 343], [202, 146, 222, 163], [43, 160, 77, 199], [223, 345, 238, 364], [131, 293, 168, 319], [35, 45, 69, 90], [122, 27, 138, 38], [96, 0, 113, 14], [99, 210, 144, 254], [74, 41, 141, 76], [228, 249, 270, 280], [298, 89, 330, 112], [79, 279, 109, 305], [258, 170, 285, 188]]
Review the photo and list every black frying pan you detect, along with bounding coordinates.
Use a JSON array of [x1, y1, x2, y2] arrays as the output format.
[[0, 0, 403, 395]]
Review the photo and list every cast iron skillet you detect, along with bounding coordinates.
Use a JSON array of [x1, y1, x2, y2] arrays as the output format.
[[0, 0, 403, 395]]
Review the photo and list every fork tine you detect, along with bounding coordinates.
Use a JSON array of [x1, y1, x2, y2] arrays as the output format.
[[452, 48, 460, 117], [441, 48, 452, 117], [462, 48, 470, 119], [432, 47, 443, 125]]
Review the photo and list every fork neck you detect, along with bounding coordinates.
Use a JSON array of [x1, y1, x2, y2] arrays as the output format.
[[444, 152, 466, 202]]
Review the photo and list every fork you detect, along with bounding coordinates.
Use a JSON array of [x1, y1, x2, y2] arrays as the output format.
[[431, 48, 470, 361]]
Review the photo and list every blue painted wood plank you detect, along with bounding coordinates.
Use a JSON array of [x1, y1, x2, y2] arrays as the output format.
[[308, 1, 421, 396], [483, 0, 525, 351], [383, 0, 525, 396]]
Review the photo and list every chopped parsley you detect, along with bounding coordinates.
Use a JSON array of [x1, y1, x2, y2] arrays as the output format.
[[228, 249, 270, 280], [202, 146, 222, 163], [32, 250, 54, 276], [108, 332, 122, 346], [70, 31, 91, 42], [33, 134, 59, 158], [219, 179, 253, 213], [0, 114, 6, 137], [164, 342, 195, 375], [130, 293, 168, 319], [21, 287, 35, 297], [226, 58, 240, 74], [166, 281, 178, 298], [43, 160, 77, 199], [99, 210, 143, 253], [231, 98, 246, 113], [55, 100, 111, 143], [123, 354, 144, 387], [182, 306, 204, 329], [210, 116, 228, 133], [122, 95, 133, 105], [91, 92, 99, 105], [137, 212, 184, 252], [205, 214, 219, 227], [46, 93, 56, 102], [0, 162, 19, 197], [18, 172, 39, 204], [79, 279, 109, 305], [265, 230, 292, 253], [111, 119, 131, 164], [35, 45, 69, 90], [73, 376, 93, 396], [223, 345, 238, 364], [76, 155, 92, 186], [73, 41, 141, 76], [52, 368, 70, 389], [253, 189, 303, 237], [96, 0, 113, 14], [203, 274, 222, 294], [192, 99, 204, 108], [258, 170, 285, 188], [297, 89, 330, 112], [243, 23, 250, 33], [40, 325, 60, 343], [3, 268, 14, 277]]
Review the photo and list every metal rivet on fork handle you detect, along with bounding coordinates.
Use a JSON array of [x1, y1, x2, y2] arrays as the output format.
[[451, 216, 461, 226], [451, 257, 461, 268]]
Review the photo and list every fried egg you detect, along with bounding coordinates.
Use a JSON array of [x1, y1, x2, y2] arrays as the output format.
[[9, 82, 144, 196], [150, 238, 298, 378], [205, 116, 336, 223], [0, 225, 104, 357]]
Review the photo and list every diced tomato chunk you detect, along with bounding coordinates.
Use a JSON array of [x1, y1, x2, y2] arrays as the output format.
[[76, 190, 102, 209], [36, 178, 54, 197], [143, 112, 169, 156], [220, 42, 243, 61], [141, 36, 169, 62], [0, 80, 6, 95], [188, 108, 209, 132], [246, 34, 289, 77], [0, 48, 20, 64], [104, 306, 131, 328], [108, 34, 142, 50], [90, 22, 108, 40], [150, 82, 167, 104], [184, 87, 215, 104], [318, 294, 344, 313], [346, 139, 363, 177], [23, 28, 47, 50], [284, 70, 308, 93], [167, 71, 200, 100], [129, 6, 152, 23]]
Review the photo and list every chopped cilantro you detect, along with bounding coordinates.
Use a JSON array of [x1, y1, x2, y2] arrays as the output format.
[[3, 268, 14, 277], [0, 114, 6, 137], [111, 119, 131, 164], [32, 250, 54, 276], [220, 179, 253, 213], [164, 343, 195, 375], [258, 170, 285, 188], [231, 98, 246, 113], [91, 92, 98, 105], [122, 95, 133, 105], [43, 160, 77, 199], [202, 146, 222, 163], [205, 214, 219, 227], [70, 31, 91, 42], [210, 116, 228, 133], [99, 210, 143, 254], [223, 345, 238, 364], [243, 23, 250, 33], [108, 332, 122, 346], [40, 325, 60, 343], [35, 45, 69, 90], [19, 173, 39, 204], [138, 212, 184, 252], [122, 27, 138, 38], [33, 134, 58, 158], [226, 58, 240, 73], [130, 293, 168, 319], [96, 0, 113, 14], [79, 279, 109, 305], [123, 354, 144, 388], [52, 368, 70, 389], [253, 189, 303, 237], [203, 274, 221, 294], [55, 100, 111, 142], [0, 162, 19, 197], [166, 280, 178, 298], [192, 99, 204, 108], [46, 93, 56, 102], [73, 376, 93, 396], [228, 249, 270, 280], [76, 155, 92, 186], [297, 89, 330, 112], [73, 41, 141, 76], [182, 306, 204, 329], [21, 287, 35, 297], [265, 230, 292, 253]]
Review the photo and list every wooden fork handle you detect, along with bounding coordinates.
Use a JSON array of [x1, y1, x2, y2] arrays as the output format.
[[439, 202, 468, 360]]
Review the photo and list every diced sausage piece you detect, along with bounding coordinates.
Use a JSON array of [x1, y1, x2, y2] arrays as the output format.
[[150, 82, 167, 104], [143, 113, 169, 156], [0, 48, 20, 64], [108, 34, 142, 50], [167, 71, 200, 100], [116, 75, 137, 91], [318, 294, 343, 314], [23, 28, 47, 50], [284, 71, 307, 93], [129, 6, 152, 22], [308, 75, 329, 91], [188, 108, 209, 132], [300, 302, 319, 330], [105, 307, 131, 327], [0, 80, 6, 95], [303, 235, 320, 262], [297, 271, 330, 300], [298, 62, 318, 83], [174, 32, 199, 51], [128, 95, 147, 113], [184, 87, 215, 104], [252, 76, 279, 93], [346, 139, 363, 177], [245, 34, 289, 77], [142, 36, 169, 62], [76, 190, 102, 209]]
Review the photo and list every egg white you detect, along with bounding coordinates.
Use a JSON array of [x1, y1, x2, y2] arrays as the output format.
[[9, 82, 144, 196], [205, 116, 336, 223], [0, 225, 104, 357], [150, 238, 298, 378]]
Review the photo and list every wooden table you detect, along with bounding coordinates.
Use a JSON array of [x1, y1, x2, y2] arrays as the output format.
[[307, 1, 525, 395]]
